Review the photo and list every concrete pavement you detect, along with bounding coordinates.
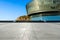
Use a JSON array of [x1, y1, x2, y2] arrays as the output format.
[[0, 23, 60, 40]]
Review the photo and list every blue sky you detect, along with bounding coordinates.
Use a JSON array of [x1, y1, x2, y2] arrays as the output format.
[[0, 0, 31, 20]]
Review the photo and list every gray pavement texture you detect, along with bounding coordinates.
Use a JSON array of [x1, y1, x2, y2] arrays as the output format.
[[0, 23, 60, 40]]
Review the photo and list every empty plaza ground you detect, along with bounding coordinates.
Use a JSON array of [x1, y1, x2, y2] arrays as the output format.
[[0, 23, 60, 40]]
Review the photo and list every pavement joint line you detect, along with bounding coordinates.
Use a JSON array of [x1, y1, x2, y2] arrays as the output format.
[[31, 26, 39, 40]]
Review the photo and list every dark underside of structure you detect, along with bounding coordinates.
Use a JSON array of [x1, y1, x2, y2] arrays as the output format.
[[28, 11, 60, 16]]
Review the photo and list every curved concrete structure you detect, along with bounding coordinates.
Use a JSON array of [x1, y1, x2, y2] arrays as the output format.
[[26, 0, 60, 15]]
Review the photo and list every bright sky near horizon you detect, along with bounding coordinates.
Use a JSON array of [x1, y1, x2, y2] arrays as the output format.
[[0, 0, 31, 20]]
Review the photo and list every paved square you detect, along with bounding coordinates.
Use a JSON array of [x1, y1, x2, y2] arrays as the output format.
[[0, 23, 60, 40]]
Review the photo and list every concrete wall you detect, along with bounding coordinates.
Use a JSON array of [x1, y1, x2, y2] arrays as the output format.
[[26, 0, 60, 15]]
